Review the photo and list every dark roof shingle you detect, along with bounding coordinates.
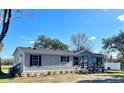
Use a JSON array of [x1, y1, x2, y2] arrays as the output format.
[[17, 47, 74, 56]]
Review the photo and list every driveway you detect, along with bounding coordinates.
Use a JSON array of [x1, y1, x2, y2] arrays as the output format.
[[76, 74, 124, 83]]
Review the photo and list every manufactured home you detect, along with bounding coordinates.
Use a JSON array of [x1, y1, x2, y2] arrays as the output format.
[[11, 47, 105, 76]]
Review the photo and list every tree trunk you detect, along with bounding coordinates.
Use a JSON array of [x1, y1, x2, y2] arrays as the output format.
[[120, 52, 124, 71], [0, 58, 2, 74], [0, 9, 12, 75], [0, 43, 3, 74], [121, 52, 124, 61]]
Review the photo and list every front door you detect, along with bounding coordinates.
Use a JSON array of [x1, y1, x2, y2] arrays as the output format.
[[80, 56, 88, 68], [96, 57, 102, 67], [73, 57, 79, 66]]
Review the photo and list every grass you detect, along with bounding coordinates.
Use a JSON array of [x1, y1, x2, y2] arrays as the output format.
[[1, 65, 12, 74], [1, 65, 124, 83], [0, 66, 84, 83], [0, 73, 84, 83], [97, 70, 124, 78]]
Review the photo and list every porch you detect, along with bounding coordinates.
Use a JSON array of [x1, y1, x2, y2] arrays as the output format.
[[73, 56, 104, 73]]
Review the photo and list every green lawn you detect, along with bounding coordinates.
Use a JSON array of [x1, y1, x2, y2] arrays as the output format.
[[0, 66, 124, 83], [97, 70, 124, 78], [1, 65, 12, 74], [0, 66, 84, 83]]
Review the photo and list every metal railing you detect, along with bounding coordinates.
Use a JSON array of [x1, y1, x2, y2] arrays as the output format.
[[9, 63, 21, 76], [80, 62, 104, 73]]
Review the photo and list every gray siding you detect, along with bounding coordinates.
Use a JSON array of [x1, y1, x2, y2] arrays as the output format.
[[24, 53, 74, 72], [77, 52, 96, 64], [13, 49, 24, 72], [76, 51, 104, 66], [13, 47, 105, 76]]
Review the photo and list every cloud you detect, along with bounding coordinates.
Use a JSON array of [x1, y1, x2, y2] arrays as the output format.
[[20, 35, 32, 40], [20, 35, 35, 44], [24, 40, 35, 44], [24, 41, 29, 43], [29, 40, 35, 44], [89, 36, 96, 40], [117, 14, 124, 21]]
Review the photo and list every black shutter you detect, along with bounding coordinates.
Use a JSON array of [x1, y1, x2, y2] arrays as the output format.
[[67, 56, 69, 62], [30, 55, 32, 66], [39, 55, 41, 66], [61, 56, 62, 62]]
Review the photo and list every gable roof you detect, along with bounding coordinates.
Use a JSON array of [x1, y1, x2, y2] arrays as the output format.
[[95, 53, 104, 57], [75, 50, 93, 55], [75, 49, 104, 57], [13, 47, 74, 56], [13, 47, 104, 57]]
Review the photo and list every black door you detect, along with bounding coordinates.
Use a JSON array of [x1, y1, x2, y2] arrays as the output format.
[[96, 58, 99, 67], [96, 57, 102, 67], [73, 57, 78, 66]]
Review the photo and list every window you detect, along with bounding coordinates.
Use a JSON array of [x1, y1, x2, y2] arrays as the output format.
[[61, 56, 69, 62], [83, 56, 88, 63], [73, 57, 79, 66], [30, 55, 41, 66], [73, 57, 78, 61], [32, 55, 39, 66]]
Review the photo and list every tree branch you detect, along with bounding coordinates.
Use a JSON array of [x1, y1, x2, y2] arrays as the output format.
[[0, 9, 12, 43]]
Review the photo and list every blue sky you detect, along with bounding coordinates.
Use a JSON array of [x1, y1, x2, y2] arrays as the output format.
[[1, 9, 124, 58]]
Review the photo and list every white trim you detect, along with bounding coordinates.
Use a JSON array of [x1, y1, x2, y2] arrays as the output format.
[[75, 50, 93, 55], [24, 69, 75, 72]]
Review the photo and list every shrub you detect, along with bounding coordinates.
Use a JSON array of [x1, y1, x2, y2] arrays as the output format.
[[60, 70, 63, 74], [52, 72, 56, 75], [65, 71, 68, 74], [43, 72, 49, 77], [47, 71, 51, 76], [70, 71, 73, 74], [39, 73, 42, 77], [37, 73, 41, 77], [30, 73, 35, 77], [74, 70, 79, 74], [34, 73, 38, 77], [15, 74, 19, 78], [27, 73, 31, 77], [17, 70, 22, 77], [55, 71, 58, 75], [33, 72, 42, 77]]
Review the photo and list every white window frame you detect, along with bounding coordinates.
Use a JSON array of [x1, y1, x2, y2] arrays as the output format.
[[83, 56, 88, 63]]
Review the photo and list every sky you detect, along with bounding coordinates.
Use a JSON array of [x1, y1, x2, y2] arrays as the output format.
[[1, 9, 124, 58]]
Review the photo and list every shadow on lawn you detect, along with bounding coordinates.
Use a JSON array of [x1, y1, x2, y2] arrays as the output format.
[[76, 77, 124, 83], [0, 72, 13, 79], [105, 71, 123, 74]]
